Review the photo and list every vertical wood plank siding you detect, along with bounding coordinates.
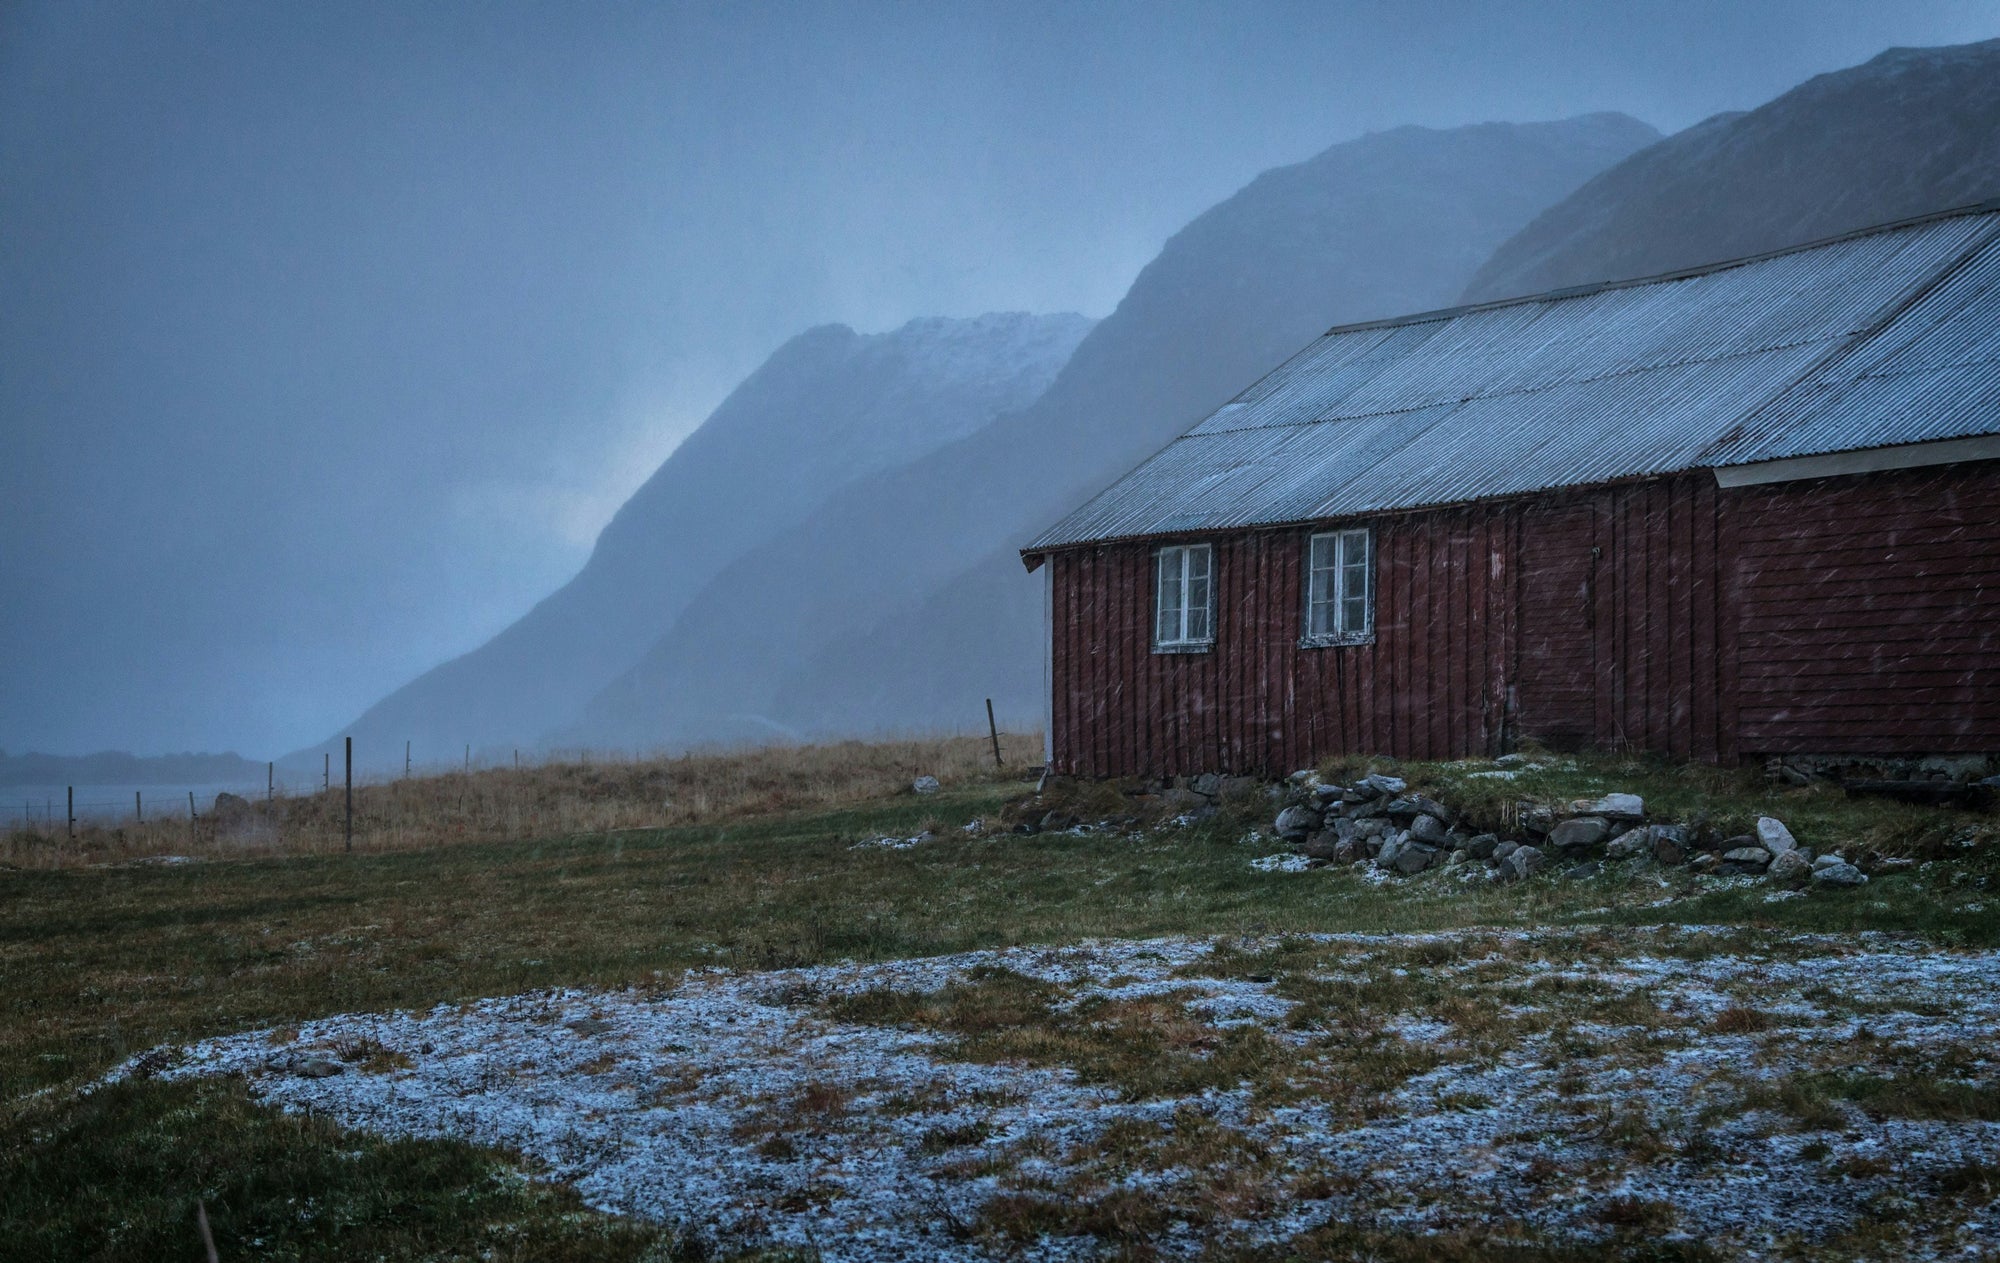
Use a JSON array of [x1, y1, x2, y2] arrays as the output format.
[[1514, 502, 1596, 749], [1046, 461, 2000, 775], [1733, 462, 2000, 751]]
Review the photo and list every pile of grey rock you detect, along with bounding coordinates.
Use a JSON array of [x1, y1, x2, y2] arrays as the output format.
[[1272, 773, 1871, 887], [1275, 772, 1520, 877], [1689, 815, 1868, 886], [1158, 772, 1263, 814]]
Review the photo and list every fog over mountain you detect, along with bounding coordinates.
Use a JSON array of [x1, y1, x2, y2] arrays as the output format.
[[313, 313, 1090, 765], [10, 6, 2000, 762], [571, 115, 1659, 749], [1464, 39, 2000, 302]]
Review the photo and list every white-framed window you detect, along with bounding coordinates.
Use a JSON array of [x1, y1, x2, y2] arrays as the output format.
[[1303, 527, 1373, 646], [1153, 543, 1214, 652]]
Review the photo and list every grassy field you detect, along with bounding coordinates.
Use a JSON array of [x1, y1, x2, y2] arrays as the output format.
[[2, 742, 1995, 1260], [0, 733, 1043, 869]]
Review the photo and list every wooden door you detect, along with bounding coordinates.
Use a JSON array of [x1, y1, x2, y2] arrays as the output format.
[[1514, 502, 1597, 750]]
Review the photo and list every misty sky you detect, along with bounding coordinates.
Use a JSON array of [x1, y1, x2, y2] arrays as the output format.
[[5, 0, 1998, 757]]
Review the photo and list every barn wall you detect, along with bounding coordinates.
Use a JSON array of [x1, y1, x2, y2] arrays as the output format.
[[1047, 499, 1529, 777], [1731, 461, 2000, 753], [1045, 462, 2000, 776], [1512, 501, 1597, 750], [1589, 473, 1734, 763]]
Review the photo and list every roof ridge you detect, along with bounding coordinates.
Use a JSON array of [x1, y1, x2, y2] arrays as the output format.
[[1314, 198, 2000, 339], [1191, 331, 1858, 437]]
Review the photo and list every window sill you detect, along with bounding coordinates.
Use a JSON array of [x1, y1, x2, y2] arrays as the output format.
[[1299, 633, 1375, 649], [1152, 640, 1215, 655]]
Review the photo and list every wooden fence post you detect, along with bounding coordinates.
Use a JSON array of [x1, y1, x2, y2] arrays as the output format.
[[268, 761, 274, 802], [986, 698, 1003, 769], [136, 790, 142, 822], [344, 737, 353, 852], [66, 786, 73, 837]]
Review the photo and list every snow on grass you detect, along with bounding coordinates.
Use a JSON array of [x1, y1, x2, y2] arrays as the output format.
[[851, 830, 936, 850], [125, 930, 2000, 1260]]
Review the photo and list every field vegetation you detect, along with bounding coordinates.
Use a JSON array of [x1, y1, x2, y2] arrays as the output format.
[[0, 733, 1040, 869], [1, 738, 1994, 1260]]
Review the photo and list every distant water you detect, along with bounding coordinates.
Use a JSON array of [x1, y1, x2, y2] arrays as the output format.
[[4, 780, 298, 826]]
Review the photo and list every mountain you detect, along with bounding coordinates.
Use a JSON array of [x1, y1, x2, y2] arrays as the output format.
[[317, 312, 1092, 767], [1464, 39, 2000, 303], [573, 114, 1661, 749]]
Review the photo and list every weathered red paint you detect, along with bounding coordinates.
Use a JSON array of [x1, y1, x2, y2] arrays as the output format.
[[1043, 461, 2000, 776]]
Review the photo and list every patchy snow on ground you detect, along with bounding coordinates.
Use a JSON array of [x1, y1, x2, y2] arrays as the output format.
[[122, 930, 2000, 1260], [851, 830, 937, 850], [1248, 852, 1311, 873]]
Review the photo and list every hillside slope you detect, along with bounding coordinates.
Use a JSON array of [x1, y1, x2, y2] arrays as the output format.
[[317, 312, 1091, 766], [576, 114, 1660, 748], [1464, 39, 2000, 303]]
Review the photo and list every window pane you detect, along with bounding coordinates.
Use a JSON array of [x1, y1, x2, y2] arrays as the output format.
[[1342, 594, 1367, 635], [1302, 528, 1372, 640], [1346, 530, 1372, 635], [1307, 534, 1334, 638], [1187, 544, 1210, 582], [1157, 549, 1182, 642], [1187, 573, 1210, 640], [1310, 587, 1333, 636]]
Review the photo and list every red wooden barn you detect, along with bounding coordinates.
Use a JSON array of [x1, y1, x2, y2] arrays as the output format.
[[1021, 205, 2000, 777]]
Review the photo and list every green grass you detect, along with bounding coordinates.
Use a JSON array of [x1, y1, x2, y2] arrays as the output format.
[[1199, 1214, 1727, 1263], [1397, 749, 1985, 853], [8, 755, 1990, 1104], [1809, 1070, 2000, 1122], [0, 1077, 670, 1263], [829, 967, 1300, 1101], [2, 750, 1995, 1259]]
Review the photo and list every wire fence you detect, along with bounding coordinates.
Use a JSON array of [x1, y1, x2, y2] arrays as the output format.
[[6, 783, 318, 827], [7, 705, 1021, 836], [4, 742, 611, 829], [0, 729, 1039, 869]]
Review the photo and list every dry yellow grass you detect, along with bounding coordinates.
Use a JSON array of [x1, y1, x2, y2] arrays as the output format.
[[0, 732, 1040, 869]]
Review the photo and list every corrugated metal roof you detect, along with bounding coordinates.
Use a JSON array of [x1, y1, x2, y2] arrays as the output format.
[[1026, 204, 2000, 554]]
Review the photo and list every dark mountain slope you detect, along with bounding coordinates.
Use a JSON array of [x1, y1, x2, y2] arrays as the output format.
[[1465, 39, 2000, 303], [577, 114, 1660, 748], [314, 312, 1091, 767]]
